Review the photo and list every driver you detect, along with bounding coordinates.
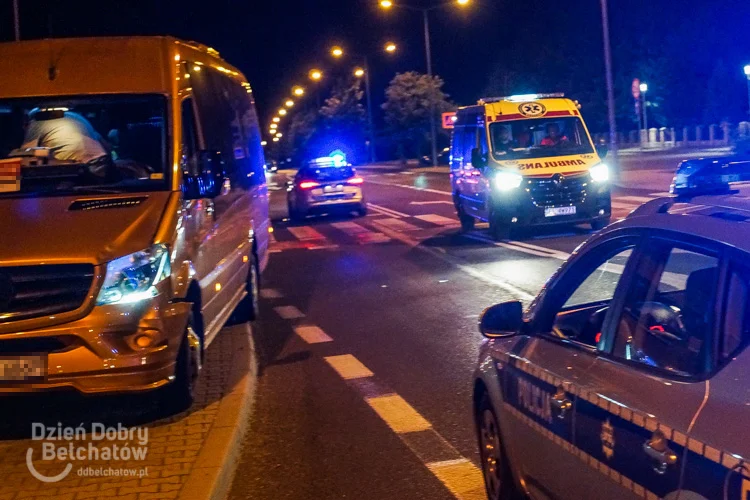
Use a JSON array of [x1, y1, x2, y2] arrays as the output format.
[[494, 126, 514, 153], [541, 123, 569, 147], [21, 109, 109, 165]]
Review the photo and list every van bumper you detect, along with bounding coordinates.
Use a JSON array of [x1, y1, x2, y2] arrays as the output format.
[[491, 183, 612, 228], [0, 283, 190, 395]]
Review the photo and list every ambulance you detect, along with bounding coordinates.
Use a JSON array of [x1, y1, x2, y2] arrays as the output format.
[[450, 94, 611, 239]]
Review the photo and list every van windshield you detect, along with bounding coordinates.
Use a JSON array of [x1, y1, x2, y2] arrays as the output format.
[[0, 94, 168, 198], [489, 117, 594, 161]]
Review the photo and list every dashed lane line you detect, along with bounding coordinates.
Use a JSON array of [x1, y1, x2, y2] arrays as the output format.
[[273, 305, 306, 320], [260, 288, 283, 299], [287, 226, 327, 241], [294, 325, 333, 344], [415, 214, 461, 226], [366, 394, 433, 433], [367, 202, 410, 218], [375, 217, 422, 232], [324, 354, 375, 380]]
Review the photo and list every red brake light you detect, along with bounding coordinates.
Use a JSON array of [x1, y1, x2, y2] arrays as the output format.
[[347, 177, 364, 185], [299, 181, 320, 190]]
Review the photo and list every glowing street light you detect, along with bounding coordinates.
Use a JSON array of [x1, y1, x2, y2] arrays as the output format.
[[276, 133, 283, 138], [331, 46, 344, 58], [272, 117, 281, 123], [380, 0, 393, 7], [270, 123, 278, 129], [278, 109, 288, 116], [272, 137, 280, 142], [354, 67, 366, 78], [285, 100, 295, 107], [261, 141, 267, 146], [385, 42, 397, 53], [309, 69, 323, 81], [293, 86, 305, 96], [456, 0, 470, 5]]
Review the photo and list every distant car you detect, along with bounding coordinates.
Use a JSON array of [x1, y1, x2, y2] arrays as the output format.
[[420, 147, 451, 166], [287, 159, 366, 221], [472, 158, 750, 500], [265, 160, 278, 173]]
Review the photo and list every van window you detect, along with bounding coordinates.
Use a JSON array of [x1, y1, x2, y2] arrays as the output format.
[[489, 117, 593, 161], [189, 66, 265, 189], [0, 94, 168, 198]]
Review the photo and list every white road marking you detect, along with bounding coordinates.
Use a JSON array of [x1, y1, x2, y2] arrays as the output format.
[[365, 394, 432, 433], [367, 180, 452, 196], [288, 226, 326, 241], [332, 221, 392, 244], [410, 201, 454, 206], [618, 195, 656, 203], [376, 218, 421, 232], [294, 325, 333, 344], [649, 192, 673, 197], [260, 288, 283, 299], [269, 231, 277, 244], [427, 459, 485, 500], [464, 234, 566, 259], [415, 214, 460, 226], [502, 240, 571, 261], [273, 305, 305, 320], [367, 202, 410, 218], [324, 354, 374, 380]]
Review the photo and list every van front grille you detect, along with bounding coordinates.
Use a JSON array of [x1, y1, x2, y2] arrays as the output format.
[[527, 173, 589, 207], [0, 265, 95, 324]]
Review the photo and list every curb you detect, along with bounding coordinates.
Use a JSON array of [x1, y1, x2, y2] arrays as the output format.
[[177, 325, 257, 500]]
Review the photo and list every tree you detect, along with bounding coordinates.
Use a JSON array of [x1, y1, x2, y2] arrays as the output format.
[[382, 72, 453, 159]]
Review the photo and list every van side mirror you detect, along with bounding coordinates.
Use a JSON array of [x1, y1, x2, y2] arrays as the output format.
[[182, 151, 226, 200], [596, 144, 609, 159], [471, 148, 487, 169], [479, 301, 523, 338]]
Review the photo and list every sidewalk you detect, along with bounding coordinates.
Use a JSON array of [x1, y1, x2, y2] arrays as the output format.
[[0, 323, 257, 500]]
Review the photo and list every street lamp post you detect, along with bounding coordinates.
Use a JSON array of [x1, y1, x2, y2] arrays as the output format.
[[744, 65, 750, 120], [600, 0, 618, 169], [13, 0, 20, 41], [639, 83, 648, 144], [379, 0, 471, 166]]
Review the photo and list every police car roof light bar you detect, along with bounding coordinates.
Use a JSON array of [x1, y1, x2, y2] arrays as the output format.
[[479, 93, 566, 105]]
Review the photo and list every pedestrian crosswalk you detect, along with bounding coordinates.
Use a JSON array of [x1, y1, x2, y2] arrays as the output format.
[[269, 193, 664, 253]]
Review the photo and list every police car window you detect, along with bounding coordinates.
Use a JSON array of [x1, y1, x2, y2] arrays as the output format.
[[613, 242, 719, 377], [549, 247, 634, 347]]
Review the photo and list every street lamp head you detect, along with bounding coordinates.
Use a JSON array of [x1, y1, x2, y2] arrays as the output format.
[[285, 100, 295, 108], [385, 42, 397, 53], [272, 117, 281, 123], [272, 137, 280, 142], [744, 65, 750, 77], [379, 0, 393, 8], [293, 86, 305, 96], [270, 123, 278, 129], [276, 133, 283, 138], [260, 141, 267, 146], [278, 109, 288, 116], [309, 69, 323, 81], [331, 46, 344, 58], [639, 83, 648, 93], [456, 0, 470, 5], [354, 67, 365, 78]]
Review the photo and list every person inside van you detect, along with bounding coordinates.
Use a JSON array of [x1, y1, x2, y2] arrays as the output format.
[[21, 109, 110, 167], [541, 122, 569, 147], [494, 126, 515, 153]]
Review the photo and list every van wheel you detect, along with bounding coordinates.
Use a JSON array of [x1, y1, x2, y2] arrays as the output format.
[[476, 392, 519, 500], [489, 213, 511, 241], [235, 252, 260, 323], [591, 218, 610, 231], [160, 318, 201, 414], [356, 205, 368, 217], [457, 203, 475, 231]]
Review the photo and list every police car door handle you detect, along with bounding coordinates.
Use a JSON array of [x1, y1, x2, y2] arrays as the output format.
[[643, 431, 678, 475], [551, 387, 572, 419]]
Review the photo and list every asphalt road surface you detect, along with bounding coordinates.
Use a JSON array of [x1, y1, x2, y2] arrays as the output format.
[[227, 160, 683, 500]]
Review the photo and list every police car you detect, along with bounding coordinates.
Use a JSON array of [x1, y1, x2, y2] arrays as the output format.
[[473, 155, 750, 500]]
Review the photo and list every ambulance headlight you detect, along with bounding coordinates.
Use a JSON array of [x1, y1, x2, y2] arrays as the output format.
[[590, 163, 609, 183], [97, 244, 170, 305], [494, 172, 523, 192]]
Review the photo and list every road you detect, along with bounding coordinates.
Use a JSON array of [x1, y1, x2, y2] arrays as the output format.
[[228, 161, 678, 500]]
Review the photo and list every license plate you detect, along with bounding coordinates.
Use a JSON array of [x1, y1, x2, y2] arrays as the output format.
[[324, 185, 344, 193], [544, 206, 577, 217], [0, 355, 47, 381], [721, 174, 740, 183]]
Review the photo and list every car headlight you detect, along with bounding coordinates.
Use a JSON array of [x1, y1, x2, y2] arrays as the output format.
[[590, 163, 609, 183], [494, 171, 523, 192], [97, 244, 171, 305]]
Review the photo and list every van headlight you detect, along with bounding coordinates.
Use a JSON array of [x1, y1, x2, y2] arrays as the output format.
[[590, 163, 609, 183], [97, 244, 171, 305], [494, 171, 523, 192]]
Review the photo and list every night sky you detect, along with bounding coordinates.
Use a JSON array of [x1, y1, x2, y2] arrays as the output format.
[[2, 0, 749, 130]]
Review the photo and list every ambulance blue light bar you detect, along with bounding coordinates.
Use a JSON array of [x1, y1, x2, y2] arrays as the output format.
[[670, 156, 750, 196], [479, 93, 565, 104]]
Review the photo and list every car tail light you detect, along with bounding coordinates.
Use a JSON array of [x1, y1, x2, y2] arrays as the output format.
[[347, 177, 364, 185], [299, 181, 320, 190]]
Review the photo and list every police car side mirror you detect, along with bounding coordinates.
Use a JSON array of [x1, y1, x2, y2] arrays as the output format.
[[471, 148, 487, 169], [479, 301, 523, 338], [596, 145, 609, 159]]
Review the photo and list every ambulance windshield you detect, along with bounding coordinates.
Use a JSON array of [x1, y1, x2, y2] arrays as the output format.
[[490, 117, 594, 161]]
